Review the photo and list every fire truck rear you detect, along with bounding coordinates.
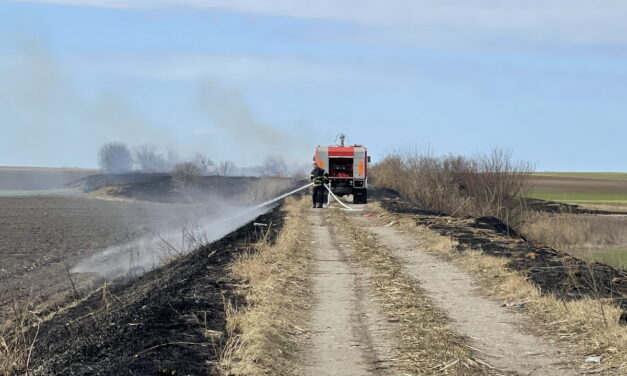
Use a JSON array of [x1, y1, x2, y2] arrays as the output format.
[[313, 134, 370, 204]]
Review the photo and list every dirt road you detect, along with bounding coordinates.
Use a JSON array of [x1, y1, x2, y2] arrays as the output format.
[[304, 209, 397, 376], [302, 201, 582, 375]]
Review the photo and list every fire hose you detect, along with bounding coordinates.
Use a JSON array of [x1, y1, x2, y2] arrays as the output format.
[[251, 181, 363, 212], [324, 184, 364, 211]]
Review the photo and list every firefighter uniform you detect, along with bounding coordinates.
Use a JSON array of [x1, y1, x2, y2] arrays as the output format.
[[310, 167, 329, 208]]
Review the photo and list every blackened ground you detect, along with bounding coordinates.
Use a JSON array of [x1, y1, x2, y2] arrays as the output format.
[[27, 207, 286, 376], [73, 173, 294, 203], [374, 188, 627, 310]]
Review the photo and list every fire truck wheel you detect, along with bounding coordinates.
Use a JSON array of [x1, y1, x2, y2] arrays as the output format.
[[352, 189, 367, 204]]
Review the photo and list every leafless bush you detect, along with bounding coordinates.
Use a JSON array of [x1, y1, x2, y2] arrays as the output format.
[[371, 148, 533, 229], [172, 161, 200, 190], [98, 142, 133, 173]]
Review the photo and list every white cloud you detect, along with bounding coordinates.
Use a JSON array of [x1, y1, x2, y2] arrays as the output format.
[[12, 0, 627, 49]]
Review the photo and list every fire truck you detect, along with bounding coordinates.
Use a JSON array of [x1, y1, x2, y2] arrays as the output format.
[[313, 134, 370, 204]]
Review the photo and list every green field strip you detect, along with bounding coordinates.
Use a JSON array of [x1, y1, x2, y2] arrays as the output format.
[[592, 248, 627, 269], [533, 172, 627, 180], [527, 190, 627, 205], [0, 189, 80, 197]]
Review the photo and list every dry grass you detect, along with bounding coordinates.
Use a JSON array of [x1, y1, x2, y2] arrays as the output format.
[[371, 148, 532, 229], [373, 203, 627, 372], [521, 212, 627, 268], [327, 210, 505, 375], [0, 297, 40, 376], [218, 196, 312, 375]]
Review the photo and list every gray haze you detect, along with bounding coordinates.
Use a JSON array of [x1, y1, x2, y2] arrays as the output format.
[[0, 41, 170, 168], [1, 41, 314, 170]]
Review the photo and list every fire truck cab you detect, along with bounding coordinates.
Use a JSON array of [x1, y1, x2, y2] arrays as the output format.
[[313, 135, 369, 204]]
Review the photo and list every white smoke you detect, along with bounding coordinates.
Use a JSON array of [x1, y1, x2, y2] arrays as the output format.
[[71, 202, 270, 278]]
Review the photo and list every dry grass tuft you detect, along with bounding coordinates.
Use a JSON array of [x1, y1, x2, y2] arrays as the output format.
[[0, 298, 40, 376], [327, 210, 505, 375], [521, 212, 627, 268], [218, 196, 312, 375], [375, 203, 627, 372]]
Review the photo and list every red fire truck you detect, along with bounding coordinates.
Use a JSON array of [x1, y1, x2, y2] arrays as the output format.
[[313, 134, 370, 204]]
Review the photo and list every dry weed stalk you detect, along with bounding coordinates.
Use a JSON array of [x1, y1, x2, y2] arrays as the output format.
[[327, 210, 504, 375], [219, 196, 312, 375]]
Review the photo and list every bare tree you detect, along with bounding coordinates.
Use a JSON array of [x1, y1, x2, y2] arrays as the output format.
[[98, 142, 133, 173], [172, 161, 201, 190], [217, 160, 235, 176], [192, 152, 216, 175], [260, 155, 288, 177]]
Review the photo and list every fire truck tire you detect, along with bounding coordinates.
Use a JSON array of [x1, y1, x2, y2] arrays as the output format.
[[353, 189, 367, 204]]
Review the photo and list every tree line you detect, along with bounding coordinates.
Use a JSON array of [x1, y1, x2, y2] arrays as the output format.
[[97, 142, 289, 177]]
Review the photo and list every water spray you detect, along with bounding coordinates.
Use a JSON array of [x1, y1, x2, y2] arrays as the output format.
[[251, 182, 314, 211]]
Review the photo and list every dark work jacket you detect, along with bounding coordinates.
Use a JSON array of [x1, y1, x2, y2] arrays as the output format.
[[310, 168, 329, 187]]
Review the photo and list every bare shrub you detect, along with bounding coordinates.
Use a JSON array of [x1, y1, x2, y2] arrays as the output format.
[[371, 148, 532, 229], [172, 161, 200, 190], [97, 142, 133, 173]]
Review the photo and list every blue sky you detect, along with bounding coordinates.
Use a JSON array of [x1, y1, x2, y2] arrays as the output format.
[[1, 1, 627, 171]]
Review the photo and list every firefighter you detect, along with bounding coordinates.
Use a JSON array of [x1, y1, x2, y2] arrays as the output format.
[[310, 161, 329, 208]]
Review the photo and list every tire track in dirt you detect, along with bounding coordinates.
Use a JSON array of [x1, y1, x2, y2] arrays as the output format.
[[304, 209, 398, 376], [350, 213, 579, 376]]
